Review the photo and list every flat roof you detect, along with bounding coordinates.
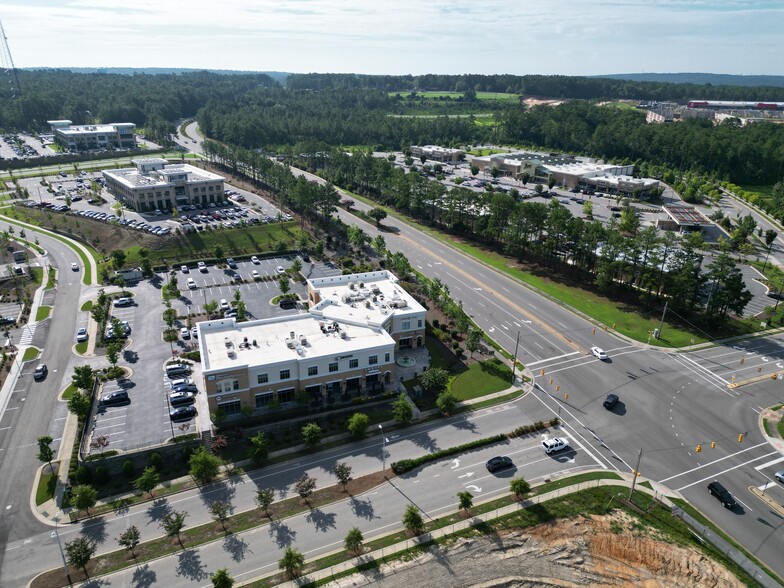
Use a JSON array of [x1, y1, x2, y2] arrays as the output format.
[[102, 162, 224, 189], [200, 314, 394, 372], [663, 206, 710, 226], [56, 123, 135, 136], [308, 270, 425, 328]]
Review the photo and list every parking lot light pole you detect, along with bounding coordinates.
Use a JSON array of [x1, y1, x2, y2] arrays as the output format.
[[378, 424, 386, 477], [165, 395, 176, 441]]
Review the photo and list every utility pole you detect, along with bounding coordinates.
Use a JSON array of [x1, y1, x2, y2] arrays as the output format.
[[629, 448, 643, 500], [656, 301, 668, 339], [510, 331, 520, 384]]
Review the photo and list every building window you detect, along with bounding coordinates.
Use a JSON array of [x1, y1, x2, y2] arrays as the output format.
[[257, 373, 268, 384], [278, 388, 295, 403], [218, 399, 241, 416], [385, 353, 390, 363], [402, 320, 411, 330], [349, 359, 358, 369], [329, 362, 338, 373], [418, 319, 423, 328], [369, 355, 378, 366], [218, 380, 239, 393], [255, 392, 273, 408], [279, 369, 291, 380], [307, 366, 318, 377]]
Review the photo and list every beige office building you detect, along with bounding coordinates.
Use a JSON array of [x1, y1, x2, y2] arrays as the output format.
[[47, 120, 136, 152]]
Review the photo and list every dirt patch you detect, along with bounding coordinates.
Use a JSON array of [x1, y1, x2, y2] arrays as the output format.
[[523, 97, 565, 108], [333, 512, 744, 588]]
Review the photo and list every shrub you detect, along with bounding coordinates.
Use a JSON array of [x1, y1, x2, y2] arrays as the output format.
[[392, 434, 506, 474], [93, 466, 109, 486], [75, 466, 92, 484], [122, 459, 135, 478], [150, 452, 163, 471]]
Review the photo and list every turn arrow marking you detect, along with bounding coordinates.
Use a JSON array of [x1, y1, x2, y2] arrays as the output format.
[[451, 459, 460, 469], [465, 484, 482, 493], [458, 472, 474, 479]]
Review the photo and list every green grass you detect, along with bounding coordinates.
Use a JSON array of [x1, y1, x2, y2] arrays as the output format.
[[80, 300, 93, 311], [29, 267, 44, 285], [778, 420, 784, 439], [467, 148, 507, 156], [763, 418, 772, 436], [35, 306, 51, 321], [46, 267, 56, 288], [61, 383, 77, 400], [23, 347, 40, 361], [451, 358, 512, 400], [600, 101, 637, 110], [36, 470, 57, 506], [74, 341, 88, 355], [740, 184, 775, 199]]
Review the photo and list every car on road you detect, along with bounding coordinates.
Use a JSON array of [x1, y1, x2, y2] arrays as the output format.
[[198, 261, 208, 273], [181, 265, 189, 273], [187, 278, 197, 289], [485, 456, 513, 473], [775, 471, 784, 484], [590, 346, 608, 360], [71, 262, 79, 271], [33, 364, 48, 380], [542, 437, 570, 454], [603, 393, 619, 409], [180, 327, 191, 340], [100, 390, 129, 406], [114, 297, 133, 307], [170, 405, 197, 422], [276, 265, 285, 274], [76, 327, 88, 342], [707, 481, 737, 509], [0, 316, 15, 326], [169, 391, 196, 407], [251, 255, 260, 264]]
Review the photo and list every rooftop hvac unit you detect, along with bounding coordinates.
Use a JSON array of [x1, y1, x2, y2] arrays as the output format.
[[224, 337, 232, 348], [349, 282, 355, 290], [299, 335, 308, 345], [341, 330, 348, 339], [359, 281, 364, 288], [286, 339, 296, 349], [372, 287, 381, 294]]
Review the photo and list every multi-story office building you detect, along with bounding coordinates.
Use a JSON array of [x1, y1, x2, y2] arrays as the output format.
[[410, 145, 464, 163], [102, 158, 225, 212], [47, 120, 136, 152]]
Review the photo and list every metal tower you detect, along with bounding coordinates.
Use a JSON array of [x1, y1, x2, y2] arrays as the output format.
[[0, 19, 21, 99]]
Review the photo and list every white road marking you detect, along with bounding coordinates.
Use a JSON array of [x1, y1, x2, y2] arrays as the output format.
[[675, 451, 780, 492], [659, 442, 770, 483], [754, 456, 784, 471]]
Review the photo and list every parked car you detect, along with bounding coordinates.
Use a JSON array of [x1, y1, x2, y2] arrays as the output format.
[[76, 327, 88, 342], [180, 327, 191, 340], [172, 383, 198, 394], [775, 471, 784, 483], [226, 258, 237, 269], [276, 266, 285, 274], [170, 377, 193, 388], [590, 346, 608, 360], [603, 394, 619, 409], [100, 390, 129, 406], [198, 261, 208, 273], [170, 405, 197, 422], [191, 326, 198, 338], [251, 270, 261, 280], [542, 437, 570, 454], [279, 299, 296, 310], [187, 278, 197, 289], [33, 364, 48, 381], [251, 256, 260, 264], [114, 297, 133, 307], [707, 481, 737, 508], [181, 265, 189, 273], [220, 299, 230, 311], [485, 456, 513, 473], [169, 391, 196, 407]]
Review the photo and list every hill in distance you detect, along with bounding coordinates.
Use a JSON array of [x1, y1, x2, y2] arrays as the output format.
[[595, 72, 784, 88]]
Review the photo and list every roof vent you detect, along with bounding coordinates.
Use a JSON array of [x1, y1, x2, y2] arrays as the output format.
[[341, 330, 348, 339], [299, 335, 308, 345], [286, 339, 296, 349], [289, 331, 295, 340]]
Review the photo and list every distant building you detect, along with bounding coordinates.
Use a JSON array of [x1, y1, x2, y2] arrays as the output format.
[[102, 158, 225, 212], [47, 120, 136, 152], [410, 145, 464, 163]]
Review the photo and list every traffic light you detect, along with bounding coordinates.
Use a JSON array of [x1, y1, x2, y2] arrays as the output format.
[[592, 328, 596, 335], [711, 441, 716, 449], [555, 385, 560, 392], [549, 378, 553, 385], [564, 393, 569, 400], [738, 433, 743, 443], [696, 444, 702, 453], [539, 369, 545, 376]]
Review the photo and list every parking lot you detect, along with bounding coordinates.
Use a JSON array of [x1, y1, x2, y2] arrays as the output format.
[[0, 133, 54, 161]]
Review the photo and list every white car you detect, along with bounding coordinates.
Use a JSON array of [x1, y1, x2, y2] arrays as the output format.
[[542, 437, 570, 454], [187, 278, 197, 289], [276, 266, 285, 274], [191, 326, 198, 339], [251, 256, 260, 264], [181, 265, 189, 273], [71, 262, 79, 271], [590, 346, 608, 360], [251, 270, 261, 280], [75, 327, 88, 342], [180, 327, 190, 340], [198, 261, 208, 273]]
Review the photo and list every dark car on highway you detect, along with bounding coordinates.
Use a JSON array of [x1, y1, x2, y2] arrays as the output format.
[[707, 480, 736, 509], [603, 394, 619, 409], [485, 456, 513, 473], [170, 405, 197, 422]]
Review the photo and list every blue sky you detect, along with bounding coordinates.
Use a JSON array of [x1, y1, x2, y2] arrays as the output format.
[[0, 0, 781, 75]]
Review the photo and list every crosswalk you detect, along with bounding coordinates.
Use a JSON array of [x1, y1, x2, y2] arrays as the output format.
[[17, 323, 37, 346]]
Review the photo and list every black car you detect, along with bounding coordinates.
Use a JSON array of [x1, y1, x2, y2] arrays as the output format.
[[300, 252, 310, 262], [169, 391, 196, 407], [100, 390, 129, 406], [170, 405, 197, 422], [172, 383, 198, 394], [485, 456, 513, 473], [708, 481, 736, 508], [33, 364, 48, 380], [0, 316, 16, 325], [603, 394, 619, 409], [279, 299, 296, 310], [226, 258, 237, 269]]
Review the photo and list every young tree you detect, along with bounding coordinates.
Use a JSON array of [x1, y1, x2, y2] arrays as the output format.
[[110, 249, 126, 270], [89, 435, 110, 454], [65, 537, 96, 577], [255, 488, 275, 517], [204, 299, 219, 317], [457, 491, 474, 514], [160, 510, 188, 547], [278, 276, 290, 295], [392, 393, 413, 425], [344, 526, 364, 556], [36, 435, 55, 472], [133, 466, 160, 498], [105, 341, 122, 369], [294, 473, 317, 504], [278, 546, 305, 579], [300, 422, 322, 448], [209, 501, 231, 532], [465, 329, 482, 358], [402, 504, 424, 536], [333, 462, 353, 492], [373, 234, 386, 257], [72, 484, 98, 517], [211, 568, 235, 588], [368, 207, 387, 227], [72, 365, 95, 390], [117, 525, 141, 558], [189, 446, 222, 484], [248, 432, 269, 465], [435, 392, 458, 416], [291, 257, 303, 274], [547, 176, 556, 190], [419, 367, 449, 395], [346, 412, 369, 438], [67, 390, 92, 420], [509, 477, 531, 501]]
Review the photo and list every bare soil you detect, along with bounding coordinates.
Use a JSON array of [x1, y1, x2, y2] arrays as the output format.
[[334, 512, 744, 588]]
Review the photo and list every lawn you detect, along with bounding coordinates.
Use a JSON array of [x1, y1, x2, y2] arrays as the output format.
[[22, 347, 40, 361], [35, 306, 51, 321], [61, 383, 77, 400], [74, 341, 87, 355], [451, 358, 513, 400], [36, 469, 57, 506], [80, 300, 93, 311]]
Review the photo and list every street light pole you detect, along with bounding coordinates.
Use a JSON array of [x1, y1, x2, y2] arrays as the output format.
[[53, 512, 73, 586], [378, 424, 386, 477], [629, 448, 643, 500], [165, 394, 176, 441]]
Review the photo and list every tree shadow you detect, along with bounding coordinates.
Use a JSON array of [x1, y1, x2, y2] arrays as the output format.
[[349, 497, 378, 521], [268, 519, 296, 548], [175, 549, 209, 581], [146, 497, 173, 524], [410, 431, 440, 453], [199, 481, 236, 508], [112, 497, 132, 516], [305, 508, 337, 533], [80, 579, 110, 588], [223, 533, 252, 562], [355, 554, 384, 582], [131, 563, 157, 588], [80, 517, 108, 545], [451, 415, 478, 434]]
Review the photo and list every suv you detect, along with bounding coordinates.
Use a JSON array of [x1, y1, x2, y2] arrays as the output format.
[[100, 390, 129, 406], [169, 391, 196, 407], [542, 437, 570, 454], [226, 258, 237, 269], [707, 481, 736, 509], [33, 364, 48, 381], [114, 297, 133, 307]]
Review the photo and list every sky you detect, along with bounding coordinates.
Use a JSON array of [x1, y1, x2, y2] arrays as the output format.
[[0, 0, 782, 76]]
